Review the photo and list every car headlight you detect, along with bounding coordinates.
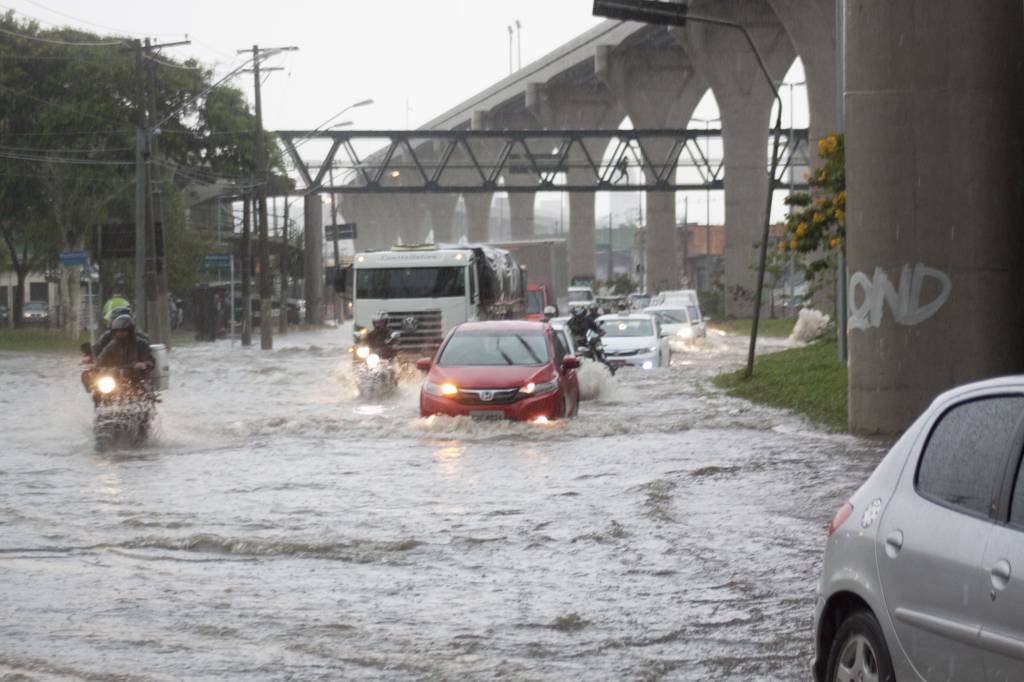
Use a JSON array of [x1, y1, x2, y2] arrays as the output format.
[[97, 376, 117, 394], [519, 378, 559, 396], [648, 346, 659, 353], [676, 327, 694, 339], [424, 381, 458, 397], [365, 353, 380, 369], [356, 346, 370, 359]]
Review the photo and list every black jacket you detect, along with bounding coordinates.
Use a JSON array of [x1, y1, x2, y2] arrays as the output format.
[[567, 314, 602, 340], [97, 335, 155, 371], [93, 329, 150, 358]]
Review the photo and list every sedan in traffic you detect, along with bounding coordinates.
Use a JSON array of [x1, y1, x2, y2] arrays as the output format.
[[417, 320, 580, 422], [814, 375, 1024, 682], [597, 313, 670, 370], [22, 301, 49, 325]]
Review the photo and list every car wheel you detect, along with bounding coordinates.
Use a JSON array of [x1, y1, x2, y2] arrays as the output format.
[[825, 610, 895, 682]]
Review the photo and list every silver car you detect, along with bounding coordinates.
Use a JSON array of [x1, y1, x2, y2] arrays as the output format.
[[814, 375, 1024, 682]]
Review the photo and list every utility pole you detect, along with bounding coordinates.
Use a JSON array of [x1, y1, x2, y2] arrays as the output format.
[[515, 20, 522, 70], [279, 197, 290, 335], [239, 44, 298, 351], [328, 168, 342, 324], [241, 190, 252, 346], [125, 37, 188, 341]]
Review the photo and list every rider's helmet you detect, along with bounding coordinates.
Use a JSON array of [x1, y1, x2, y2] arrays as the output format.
[[543, 305, 557, 320], [111, 314, 135, 338], [372, 309, 389, 330], [110, 306, 132, 320], [571, 305, 586, 318]]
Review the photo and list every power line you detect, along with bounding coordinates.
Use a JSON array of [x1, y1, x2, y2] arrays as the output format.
[[0, 24, 125, 47], [0, 149, 133, 165], [14, 0, 179, 39]]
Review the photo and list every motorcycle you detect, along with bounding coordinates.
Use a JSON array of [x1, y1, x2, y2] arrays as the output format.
[[349, 330, 401, 399], [87, 366, 159, 450], [574, 330, 618, 376]]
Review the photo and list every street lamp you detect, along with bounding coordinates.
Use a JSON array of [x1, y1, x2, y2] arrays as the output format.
[[593, 0, 784, 379]]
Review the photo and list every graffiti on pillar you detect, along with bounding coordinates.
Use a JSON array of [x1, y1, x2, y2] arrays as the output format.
[[848, 264, 952, 330]]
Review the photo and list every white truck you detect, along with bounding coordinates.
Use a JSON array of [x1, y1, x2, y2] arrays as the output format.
[[345, 244, 526, 358]]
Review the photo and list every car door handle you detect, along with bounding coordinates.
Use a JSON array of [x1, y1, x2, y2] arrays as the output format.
[[991, 560, 1012, 590], [884, 530, 904, 557]]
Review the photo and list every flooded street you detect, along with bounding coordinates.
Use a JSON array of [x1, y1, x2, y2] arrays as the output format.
[[0, 328, 885, 681]]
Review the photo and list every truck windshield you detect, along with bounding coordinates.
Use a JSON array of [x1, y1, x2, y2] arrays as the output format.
[[438, 331, 549, 366], [357, 267, 465, 299], [568, 290, 593, 303], [526, 290, 544, 314]]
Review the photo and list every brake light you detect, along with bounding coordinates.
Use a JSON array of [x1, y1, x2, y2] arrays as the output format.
[[827, 502, 854, 536]]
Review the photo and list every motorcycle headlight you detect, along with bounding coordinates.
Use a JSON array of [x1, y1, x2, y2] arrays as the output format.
[[356, 346, 370, 359], [519, 378, 559, 396], [97, 376, 117, 394], [424, 381, 458, 397], [365, 353, 381, 369]]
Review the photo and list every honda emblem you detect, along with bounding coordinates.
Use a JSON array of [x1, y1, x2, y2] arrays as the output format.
[[480, 390, 494, 402]]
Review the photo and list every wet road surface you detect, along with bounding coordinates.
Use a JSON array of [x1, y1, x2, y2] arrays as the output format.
[[0, 328, 886, 680]]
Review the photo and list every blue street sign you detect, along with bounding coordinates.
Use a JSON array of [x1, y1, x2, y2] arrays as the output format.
[[205, 254, 232, 269], [58, 250, 87, 266]]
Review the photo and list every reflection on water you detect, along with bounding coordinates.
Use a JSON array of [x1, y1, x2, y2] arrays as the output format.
[[0, 328, 885, 680]]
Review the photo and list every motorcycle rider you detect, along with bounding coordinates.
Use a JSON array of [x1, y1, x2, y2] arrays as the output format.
[[363, 310, 398, 360], [567, 305, 604, 352], [96, 314, 155, 376], [91, 306, 149, 358], [542, 305, 557, 322]]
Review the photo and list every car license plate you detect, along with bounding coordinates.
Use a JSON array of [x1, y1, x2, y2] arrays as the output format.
[[469, 410, 505, 421], [609, 359, 627, 367]]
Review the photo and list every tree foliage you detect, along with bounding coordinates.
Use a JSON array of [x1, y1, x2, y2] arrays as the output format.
[[0, 11, 290, 324], [777, 133, 846, 295]]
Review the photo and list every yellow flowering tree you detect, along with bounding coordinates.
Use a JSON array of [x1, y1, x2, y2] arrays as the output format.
[[777, 133, 845, 294]]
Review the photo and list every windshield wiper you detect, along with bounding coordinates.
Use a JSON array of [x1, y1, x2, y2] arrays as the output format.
[[497, 348, 515, 365], [514, 335, 542, 364]]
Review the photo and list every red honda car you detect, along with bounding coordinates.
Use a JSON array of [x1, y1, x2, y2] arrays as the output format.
[[417, 320, 580, 421]]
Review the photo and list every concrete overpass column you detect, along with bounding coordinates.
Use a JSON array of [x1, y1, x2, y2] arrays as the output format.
[[464, 194, 492, 243], [508, 194, 535, 241], [427, 195, 457, 243], [527, 80, 623, 282], [645, 191, 677, 293], [595, 42, 706, 293], [566, 172, 596, 281], [765, 0, 836, 145], [846, 0, 1024, 434], [303, 192, 324, 325], [680, 0, 795, 316]]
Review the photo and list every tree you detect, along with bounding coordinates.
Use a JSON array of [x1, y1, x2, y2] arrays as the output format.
[[777, 133, 846, 298]]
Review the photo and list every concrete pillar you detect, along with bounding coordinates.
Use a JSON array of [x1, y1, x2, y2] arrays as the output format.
[[464, 194, 492, 243], [303, 192, 324, 325], [679, 0, 795, 315], [765, 0, 836, 146], [427, 195, 457, 243], [527, 80, 623, 281], [596, 41, 707, 293], [508, 194, 535, 241], [846, 0, 1024, 435]]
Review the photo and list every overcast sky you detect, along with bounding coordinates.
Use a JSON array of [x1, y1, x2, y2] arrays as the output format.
[[6, 0, 809, 225], [5, 0, 609, 131]]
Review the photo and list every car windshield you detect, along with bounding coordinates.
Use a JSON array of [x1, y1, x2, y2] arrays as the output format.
[[651, 310, 688, 325], [357, 267, 465, 299], [25, 302, 46, 310], [688, 305, 700, 321], [601, 318, 654, 337], [526, 290, 544, 314], [568, 290, 593, 302], [438, 331, 549, 366]]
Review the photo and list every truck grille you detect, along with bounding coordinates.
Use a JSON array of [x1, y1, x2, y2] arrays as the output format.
[[384, 310, 444, 356]]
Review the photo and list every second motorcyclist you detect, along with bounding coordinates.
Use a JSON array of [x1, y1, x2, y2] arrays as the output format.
[[363, 310, 398, 360], [567, 305, 604, 355]]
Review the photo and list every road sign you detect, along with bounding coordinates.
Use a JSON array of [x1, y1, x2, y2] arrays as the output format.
[[325, 223, 357, 240], [92, 223, 164, 259], [58, 250, 87, 266], [205, 253, 232, 269]]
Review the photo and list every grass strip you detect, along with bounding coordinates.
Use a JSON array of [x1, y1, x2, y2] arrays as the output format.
[[0, 328, 88, 353], [712, 340, 848, 432]]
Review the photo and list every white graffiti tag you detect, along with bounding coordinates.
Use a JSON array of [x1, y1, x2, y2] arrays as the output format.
[[849, 264, 952, 330]]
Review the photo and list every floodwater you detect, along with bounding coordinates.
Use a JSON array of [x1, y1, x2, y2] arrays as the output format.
[[0, 327, 885, 681]]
